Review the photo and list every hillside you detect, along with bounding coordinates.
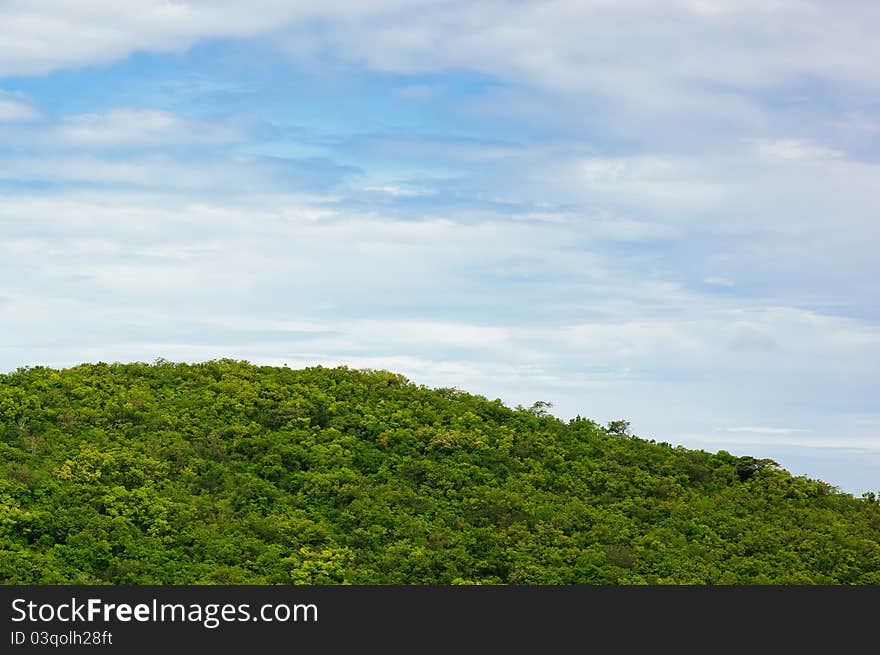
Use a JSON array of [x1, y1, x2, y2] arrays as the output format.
[[2, 360, 879, 584]]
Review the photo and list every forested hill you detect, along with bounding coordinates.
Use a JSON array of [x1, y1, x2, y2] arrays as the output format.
[[2, 360, 879, 584]]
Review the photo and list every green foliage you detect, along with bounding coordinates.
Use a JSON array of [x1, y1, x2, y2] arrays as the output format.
[[606, 420, 632, 436], [1, 360, 879, 584]]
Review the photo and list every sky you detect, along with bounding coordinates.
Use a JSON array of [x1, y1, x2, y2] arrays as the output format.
[[1, 1, 878, 495]]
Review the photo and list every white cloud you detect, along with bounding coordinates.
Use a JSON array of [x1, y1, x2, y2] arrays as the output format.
[[0, 1, 436, 77], [0, 90, 39, 122], [0, 150, 351, 191], [575, 155, 729, 211], [751, 138, 844, 162], [680, 432, 880, 453], [526, 145, 880, 260], [3, 191, 878, 379], [47, 109, 249, 147], [1, 2, 878, 127], [0, 154, 248, 188], [362, 184, 434, 197], [721, 426, 812, 435], [350, 320, 511, 350], [704, 277, 734, 288]]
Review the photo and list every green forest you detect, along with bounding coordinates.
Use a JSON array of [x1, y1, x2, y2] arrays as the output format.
[[2, 360, 879, 584]]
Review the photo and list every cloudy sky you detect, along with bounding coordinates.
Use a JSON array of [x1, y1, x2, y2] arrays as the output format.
[[1, 1, 878, 494]]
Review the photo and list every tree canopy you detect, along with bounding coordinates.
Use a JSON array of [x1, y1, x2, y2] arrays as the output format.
[[2, 360, 878, 584]]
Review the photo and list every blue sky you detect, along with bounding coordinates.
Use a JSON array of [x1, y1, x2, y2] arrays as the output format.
[[1, 1, 878, 494]]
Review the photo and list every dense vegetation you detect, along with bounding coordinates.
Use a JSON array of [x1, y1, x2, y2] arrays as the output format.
[[2, 360, 879, 584]]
